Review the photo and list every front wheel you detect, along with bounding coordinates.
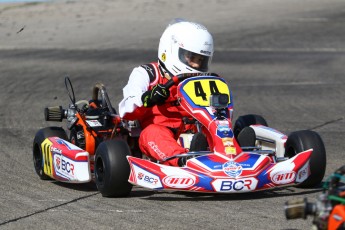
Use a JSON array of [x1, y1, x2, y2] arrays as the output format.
[[284, 130, 326, 188], [95, 140, 132, 197], [32, 127, 68, 180]]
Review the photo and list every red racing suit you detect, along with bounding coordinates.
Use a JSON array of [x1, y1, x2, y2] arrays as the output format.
[[119, 62, 194, 166]]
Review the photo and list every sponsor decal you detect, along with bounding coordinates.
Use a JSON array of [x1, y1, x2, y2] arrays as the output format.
[[61, 159, 74, 175], [161, 53, 166, 62], [142, 64, 154, 76], [204, 41, 212, 46], [211, 165, 222, 169], [225, 146, 236, 155], [271, 171, 296, 184], [138, 172, 144, 180], [212, 178, 258, 192], [55, 156, 61, 170], [222, 137, 236, 155], [191, 22, 207, 30], [333, 214, 343, 221], [162, 175, 195, 188], [200, 50, 211, 55], [54, 155, 75, 179], [131, 164, 163, 189], [137, 172, 159, 185], [148, 141, 166, 159], [222, 137, 233, 146], [296, 162, 310, 183], [223, 161, 242, 178], [51, 146, 62, 154], [86, 120, 102, 127], [216, 121, 234, 139], [216, 120, 231, 132], [298, 168, 308, 180]]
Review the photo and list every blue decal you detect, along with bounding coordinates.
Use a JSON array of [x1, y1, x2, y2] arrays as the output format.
[[185, 170, 214, 191], [238, 154, 261, 168], [56, 138, 71, 150], [256, 168, 271, 189], [196, 155, 223, 170], [216, 126, 234, 138], [217, 124, 230, 132]]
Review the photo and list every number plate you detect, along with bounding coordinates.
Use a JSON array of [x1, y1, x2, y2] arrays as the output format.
[[181, 77, 230, 107]]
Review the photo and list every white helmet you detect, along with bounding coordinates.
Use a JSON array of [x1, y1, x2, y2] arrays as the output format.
[[158, 19, 214, 75]]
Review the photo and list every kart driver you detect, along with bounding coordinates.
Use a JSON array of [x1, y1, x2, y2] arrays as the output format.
[[118, 19, 214, 166]]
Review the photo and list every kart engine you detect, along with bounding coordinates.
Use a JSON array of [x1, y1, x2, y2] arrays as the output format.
[[285, 166, 345, 230]]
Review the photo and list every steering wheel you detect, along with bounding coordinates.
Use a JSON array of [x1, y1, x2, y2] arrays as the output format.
[[92, 83, 117, 115], [163, 72, 220, 89]]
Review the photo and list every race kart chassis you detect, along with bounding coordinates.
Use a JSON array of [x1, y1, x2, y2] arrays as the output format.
[[33, 74, 326, 197]]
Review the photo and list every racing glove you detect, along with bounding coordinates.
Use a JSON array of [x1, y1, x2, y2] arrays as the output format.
[[141, 84, 170, 107]]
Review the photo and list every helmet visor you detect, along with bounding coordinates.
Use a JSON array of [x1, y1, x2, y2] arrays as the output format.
[[178, 48, 211, 72]]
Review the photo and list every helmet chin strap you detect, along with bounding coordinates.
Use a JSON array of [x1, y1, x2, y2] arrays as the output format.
[[158, 60, 172, 80]]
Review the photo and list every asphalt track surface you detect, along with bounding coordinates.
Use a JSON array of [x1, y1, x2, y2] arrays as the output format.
[[1, 1, 345, 230]]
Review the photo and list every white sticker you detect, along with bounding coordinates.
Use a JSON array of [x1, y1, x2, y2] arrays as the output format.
[[86, 120, 102, 127], [132, 164, 163, 189], [212, 178, 258, 192]]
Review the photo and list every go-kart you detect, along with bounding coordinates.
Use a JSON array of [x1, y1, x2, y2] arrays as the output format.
[[33, 73, 326, 197]]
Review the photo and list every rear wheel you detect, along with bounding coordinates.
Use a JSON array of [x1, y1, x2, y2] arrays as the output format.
[[95, 140, 132, 197], [32, 127, 68, 180], [284, 130, 326, 188]]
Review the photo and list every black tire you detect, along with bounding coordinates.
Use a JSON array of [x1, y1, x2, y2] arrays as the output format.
[[190, 132, 208, 151], [33, 127, 68, 180], [237, 126, 256, 147], [233, 114, 268, 139], [95, 140, 132, 197], [284, 130, 326, 188]]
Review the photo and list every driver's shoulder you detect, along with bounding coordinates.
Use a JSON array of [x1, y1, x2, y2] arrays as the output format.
[[139, 62, 159, 83]]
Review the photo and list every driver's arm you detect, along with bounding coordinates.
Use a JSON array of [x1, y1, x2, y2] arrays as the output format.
[[118, 66, 150, 118]]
